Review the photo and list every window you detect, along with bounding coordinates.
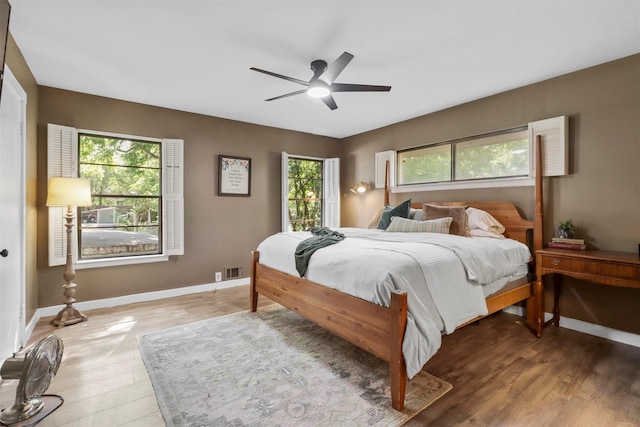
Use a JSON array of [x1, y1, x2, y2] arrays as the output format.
[[47, 124, 183, 268], [454, 130, 529, 180], [78, 134, 161, 259], [397, 144, 451, 185], [397, 127, 529, 186], [281, 153, 339, 232], [286, 158, 323, 231]]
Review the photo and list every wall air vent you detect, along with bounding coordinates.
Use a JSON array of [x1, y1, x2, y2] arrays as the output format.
[[225, 266, 243, 279]]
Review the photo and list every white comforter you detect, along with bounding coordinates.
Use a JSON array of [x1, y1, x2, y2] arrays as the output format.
[[257, 228, 531, 378]]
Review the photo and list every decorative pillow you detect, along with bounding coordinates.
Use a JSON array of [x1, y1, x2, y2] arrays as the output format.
[[469, 228, 506, 239], [412, 210, 424, 221], [386, 216, 453, 233], [376, 199, 412, 230], [465, 207, 505, 236], [423, 204, 468, 236]]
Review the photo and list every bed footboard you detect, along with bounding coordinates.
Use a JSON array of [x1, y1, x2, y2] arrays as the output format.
[[250, 250, 409, 411]]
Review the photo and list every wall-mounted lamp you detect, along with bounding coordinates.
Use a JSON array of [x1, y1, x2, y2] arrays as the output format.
[[350, 181, 368, 194], [46, 177, 92, 327]]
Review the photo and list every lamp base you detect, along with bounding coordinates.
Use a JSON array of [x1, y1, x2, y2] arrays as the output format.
[[50, 306, 87, 328]]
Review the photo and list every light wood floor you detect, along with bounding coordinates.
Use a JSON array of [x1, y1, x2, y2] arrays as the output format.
[[0, 286, 272, 426], [1, 285, 638, 426]]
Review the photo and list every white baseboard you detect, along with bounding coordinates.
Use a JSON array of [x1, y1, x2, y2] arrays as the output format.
[[30, 278, 250, 331], [503, 306, 640, 348]]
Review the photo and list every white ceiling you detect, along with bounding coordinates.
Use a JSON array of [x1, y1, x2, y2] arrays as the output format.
[[8, 1, 640, 139]]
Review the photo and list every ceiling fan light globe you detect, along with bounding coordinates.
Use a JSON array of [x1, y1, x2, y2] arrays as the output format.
[[307, 86, 331, 98]]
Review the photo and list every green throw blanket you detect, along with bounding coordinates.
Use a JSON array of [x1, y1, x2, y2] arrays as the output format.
[[294, 227, 346, 277]]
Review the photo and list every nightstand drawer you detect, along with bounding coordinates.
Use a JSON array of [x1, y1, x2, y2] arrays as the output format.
[[541, 255, 640, 281]]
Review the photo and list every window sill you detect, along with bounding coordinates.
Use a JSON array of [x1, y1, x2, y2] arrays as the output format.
[[391, 176, 534, 193], [75, 254, 169, 270]]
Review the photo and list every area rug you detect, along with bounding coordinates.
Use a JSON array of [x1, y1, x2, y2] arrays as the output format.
[[139, 305, 451, 427]]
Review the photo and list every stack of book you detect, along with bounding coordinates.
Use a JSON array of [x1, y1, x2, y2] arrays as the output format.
[[547, 237, 586, 250]]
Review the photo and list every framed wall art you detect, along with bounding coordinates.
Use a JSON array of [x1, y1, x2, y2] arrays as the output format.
[[218, 155, 251, 196]]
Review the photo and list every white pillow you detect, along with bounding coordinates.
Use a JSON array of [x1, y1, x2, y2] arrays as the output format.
[[408, 208, 424, 221], [469, 228, 506, 239], [465, 207, 505, 236], [386, 216, 452, 233]]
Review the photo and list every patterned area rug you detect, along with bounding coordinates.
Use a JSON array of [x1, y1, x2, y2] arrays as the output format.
[[139, 305, 451, 427]]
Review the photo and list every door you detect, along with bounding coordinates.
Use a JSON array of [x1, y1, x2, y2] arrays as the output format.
[[0, 66, 26, 362], [281, 152, 339, 232]]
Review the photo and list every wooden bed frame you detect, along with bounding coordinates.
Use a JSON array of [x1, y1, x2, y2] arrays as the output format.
[[250, 136, 546, 411]]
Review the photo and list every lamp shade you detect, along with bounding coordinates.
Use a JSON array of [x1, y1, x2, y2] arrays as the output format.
[[46, 177, 92, 207]]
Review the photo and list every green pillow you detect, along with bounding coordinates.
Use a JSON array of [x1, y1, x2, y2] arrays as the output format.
[[377, 199, 412, 230]]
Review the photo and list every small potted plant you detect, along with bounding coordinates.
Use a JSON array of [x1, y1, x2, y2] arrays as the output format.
[[557, 219, 576, 239]]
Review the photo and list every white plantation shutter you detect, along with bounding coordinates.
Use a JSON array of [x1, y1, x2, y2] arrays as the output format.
[[375, 150, 395, 188], [281, 152, 290, 232], [162, 139, 184, 255], [47, 124, 78, 266], [323, 158, 340, 228], [529, 116, 569, 177]]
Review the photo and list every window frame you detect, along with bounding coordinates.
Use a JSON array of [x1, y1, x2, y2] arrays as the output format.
[[281, 152, 340, 232], [396, 126, 530, 188], [77, 131, 163, 262], [393, 124, 541, 193], [285, 156, 324, 231]]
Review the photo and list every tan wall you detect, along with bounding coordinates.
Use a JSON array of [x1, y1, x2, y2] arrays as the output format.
[[341, 54, 640, 334], [36, 88, 341, 307], [5, 34, 39, 322], [20, 47, 640, 335]]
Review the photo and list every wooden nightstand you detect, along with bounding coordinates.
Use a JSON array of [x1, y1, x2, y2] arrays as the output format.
[[535, 248, 640, 335]]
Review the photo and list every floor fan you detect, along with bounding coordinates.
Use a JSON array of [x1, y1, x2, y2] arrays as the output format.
[[0, 335, 64, 426]]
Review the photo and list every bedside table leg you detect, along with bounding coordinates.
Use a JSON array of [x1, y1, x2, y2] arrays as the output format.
[[534, 276, 544, 338], [552, 273, 561, 326]]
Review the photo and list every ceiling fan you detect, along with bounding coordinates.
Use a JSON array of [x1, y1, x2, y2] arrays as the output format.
[[250, 52, 391, 110]]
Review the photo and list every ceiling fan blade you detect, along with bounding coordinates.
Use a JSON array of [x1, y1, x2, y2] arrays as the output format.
[[321, 94, 338, 110], [265, 89, 307, 101], [330, 83, 392, 92], [250, 67, 309, 86], [318, 52, 354, 85]]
